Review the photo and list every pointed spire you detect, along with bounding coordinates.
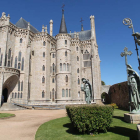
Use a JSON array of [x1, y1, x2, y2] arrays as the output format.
[[59, 9, 67, 33]]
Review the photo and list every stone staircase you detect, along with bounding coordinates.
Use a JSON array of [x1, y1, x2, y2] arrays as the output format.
[[0, 103, 26, 111]]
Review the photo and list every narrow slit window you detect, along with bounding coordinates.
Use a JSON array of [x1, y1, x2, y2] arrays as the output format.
[[66, 75, 68, 82], [15, 56, 17, 68], [65, 40, 67, 45], [42, 65, 45, 71], [66, 89, 68, 97], [63, 63, 66, 71], [67, 63, 69, 71], [43, 41, 46, 46], [60, 63, 62, 71], [20, 38, 23, 43], [62, 89, 65, 97], [21, 57, 24, 71], [65, 51, 67, 56], [42, 90, 45, 98], [43, 52, 45, 57], [42, 76, 45, 83], [78, 78, 80, 85], [18, 51, 22, 61]]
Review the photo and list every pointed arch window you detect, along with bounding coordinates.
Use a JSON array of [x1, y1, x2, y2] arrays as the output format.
[[60, 63, 62, 71], [21, 57, 24, 71], [67, 63, 69, 71], [52, 63, 55, 73], [18, 63, 21, 69], [18, 81, 20, 91], [20, 38, 23, 43], [42, 90, 45, 98], [66, 75, 68, 82], [43, 52, 45, 57], [18, 51, 22, 61], [78, 78, 80, 85], [8, 60, 10, 67], [78, 91, 80, 97], [15, 56, 17, 68], [42, 76, 45, 83], [18, 92, 20, 98], [52, 53, 55, 58], [66, 89, 68, 97], [77, 68, 79, 73], [21, 81, 23, 91], [52, 78, 55, 83], [15, 92, 17, 98], [8, 49, 11, 59], [21, 92, 22, 98], [62, 89, 65, 97], [65, 51, 67, 56], [77, 56, 79, 61], [42, 65, 45, 71], [63, 63, 66, 71], [65, 40, 67, 45], [43, 41, 46, 46]]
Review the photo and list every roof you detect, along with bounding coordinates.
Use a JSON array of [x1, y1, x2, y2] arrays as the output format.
[[70, 30, 91, 41], [59, 10, 67, 33], [15, 17, 39, 33]]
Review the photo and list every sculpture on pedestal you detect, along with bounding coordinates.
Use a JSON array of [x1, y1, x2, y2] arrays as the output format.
[[81, 78, 92, 104]]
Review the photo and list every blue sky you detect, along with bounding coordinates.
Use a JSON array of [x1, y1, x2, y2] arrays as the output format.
[[1, 0, 140, 85]]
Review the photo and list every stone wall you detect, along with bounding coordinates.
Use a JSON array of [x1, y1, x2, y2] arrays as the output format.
[[109, 81, 129, 109]]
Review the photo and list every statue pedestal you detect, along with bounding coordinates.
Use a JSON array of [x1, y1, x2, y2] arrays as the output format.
[[124, 113, 140, 124]]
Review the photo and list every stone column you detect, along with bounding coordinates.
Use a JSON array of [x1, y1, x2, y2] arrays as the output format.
[[50, 20, 53, 36]]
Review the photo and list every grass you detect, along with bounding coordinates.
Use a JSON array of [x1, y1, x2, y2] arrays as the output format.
[[35, 109, 137, 140], [0, 113, 15, 118]]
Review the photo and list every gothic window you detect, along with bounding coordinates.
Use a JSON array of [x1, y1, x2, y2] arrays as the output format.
[[8, 49, 11, 59], [42, 76, 45, 83], [65, 40, 67, 45], [50, 92, 51, 99], [60, 63, 62, 71], [78, 91, 80, 97], [65, 51, 67, 56], [52, 53, 55, 58], [78, 78, 80, 85], [43, 52, 45, 57], [84, 50, 89, 53], [11, 56, 13, 67], [18, 81, 20, 91], [0, 54, 3, 66], [77, 56, 79, 61], [21, 92, 22, 98], [67, 63, 69, 71], [43, 41, 46, 46], [21, 57, 24, 71], [15, 92, 17, 98], [12, 93, 14, 98], [52, 78, 55, 83], [52, 63, 55, 73], [20, 38, 23, 43], [62, 89, 65, 97], [42, 90, 45, 98], [63, 63, 66, 71], [69, 89, 71, 97], [42, 65, 45, 71], [77, 68, 79, 73], [66, 89, 68, 97], [21, 81, 23, 91], [15, 56, 17, 68], [18, 92, 20, 98], [76, 47, 78, 51], [8, 60, 10, 67], [66, 75, 68, 82], [18, 51, 22, 61], [18, 63, 21, 69]]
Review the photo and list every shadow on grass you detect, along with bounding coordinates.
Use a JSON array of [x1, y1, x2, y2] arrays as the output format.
[[113, 116, 125, 122], [108, 126, 137, 140], [64, 123, 137, 140]]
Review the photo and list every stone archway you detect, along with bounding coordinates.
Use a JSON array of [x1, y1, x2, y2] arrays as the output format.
[[2, 88, 8, 102]]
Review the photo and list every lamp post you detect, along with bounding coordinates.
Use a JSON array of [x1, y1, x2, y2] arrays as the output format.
[[123, 18, 140, 70]]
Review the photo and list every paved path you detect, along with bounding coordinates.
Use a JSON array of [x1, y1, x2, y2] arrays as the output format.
[[0, 109, 66, 140]]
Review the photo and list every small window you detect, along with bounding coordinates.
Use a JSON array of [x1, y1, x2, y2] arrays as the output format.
[[62, 89, 65, 97], [18, 63, 21, 69], [42, 76, 45, 83], [8, 49, 11, 59], [66, 75, 68, 82], [60, 63, 62, 71], [52, 78, 55, 83], [15, 92, 17, 98], [63, 63, 66, 71], [18, 51, 22, 61], [77, 68, 79, 73], [20, 38, 22, 43], [42, 65, 45, 71], [66, 89, 68, 97], [21, 81, 23, 91], [18, 81, 20, 91], [21, 57, 24, 71], [8, 60, 10, 67], [76, 47, 78, 51], [52, 54, 55, 58], [65, 40, 67, 45], [43, 52, 45, 57], [15, 56, 17, 68], [78, 78, 80, 85], [42, 90, 45, 98], [67, 63, 69, 71], [43, 41, 46, 46], [21, 92, 22, 98], [77, 56, 79, 61], [78, 91, 80, 97], [18, 92, 20, 98], [65, 51, 67, 56]]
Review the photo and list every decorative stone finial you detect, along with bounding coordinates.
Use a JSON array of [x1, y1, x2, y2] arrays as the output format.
[[45, 25, 47, 33], [28, 22, 30, 30], [90, 15, 95, 19], [42, 25, 44, 32], [50, 20, 53, 24]]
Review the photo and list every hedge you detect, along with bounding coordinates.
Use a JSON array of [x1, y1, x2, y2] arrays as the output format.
[[66, 104, 113, 134]]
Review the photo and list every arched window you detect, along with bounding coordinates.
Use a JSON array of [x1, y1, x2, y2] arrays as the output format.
[[62, 89, 65, 97], [76, 47, 78, 51], [78, 78, 80, 85], [42, 65, 45, 71], [43, 52, 45, 57], [60, 63, 62, 71], [52, 78, 55, 83], [66, 89, 68, 97], [15, 56, 17, 68], [66, 75, 68, 82], [20, 38, 22, 43], [42, 76, 45, 83], [18, 51, 22, 61], [8, 60, 10, 67], [78, 91, 80, 97], [21, 92, 22, 98], [77, 56, 79, 61], [18, 92, 20, 98], [65, 40, 67, 45], [69, 89, 71, 97], [65, 51, 67, 56], [12, 93, 14, 98], [77, 68, 79, 73], [52, 53, 55, 58], [43, 41, 46, 46], [15, 92, 17, 98], [18, 81, 20, 91], [42, 90, 45, 98], [63, 63, 66, 71], [21, 57, 24, 71], [67, 63, 69, 71], [8, 49, 11, 59], [18, 63, 21, 69], [52, 63, 55, 73], [21, 81, 23, 91]]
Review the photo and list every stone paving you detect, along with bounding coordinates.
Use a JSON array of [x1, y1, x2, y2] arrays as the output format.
[[0, 109, 66, 140]]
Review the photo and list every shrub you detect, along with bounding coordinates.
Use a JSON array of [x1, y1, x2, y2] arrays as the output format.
[[66, 104, 113, 134], [109, 103, 118, 109]]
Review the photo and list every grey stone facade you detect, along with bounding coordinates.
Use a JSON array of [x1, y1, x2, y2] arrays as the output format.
[[0, 11, 101, 105]]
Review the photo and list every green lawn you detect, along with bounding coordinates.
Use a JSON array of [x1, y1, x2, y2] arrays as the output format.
[[35, 109, 137, 140], [0, 113, 15, 118]]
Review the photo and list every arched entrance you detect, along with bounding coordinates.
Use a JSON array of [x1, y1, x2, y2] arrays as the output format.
[[2, 88, 8, 103]]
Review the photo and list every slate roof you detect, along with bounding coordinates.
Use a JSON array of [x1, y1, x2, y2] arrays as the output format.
[[70, 30, 91, 41], [59, 11, 67, 33], [15, 17, 39, 33]]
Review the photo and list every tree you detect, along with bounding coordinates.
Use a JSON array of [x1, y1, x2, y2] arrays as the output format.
[[101, 81, 105, 85]]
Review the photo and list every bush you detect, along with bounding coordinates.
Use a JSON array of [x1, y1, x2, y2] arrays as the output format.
[[109, 103, 118, 109], [66, 105, 114, 134]]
